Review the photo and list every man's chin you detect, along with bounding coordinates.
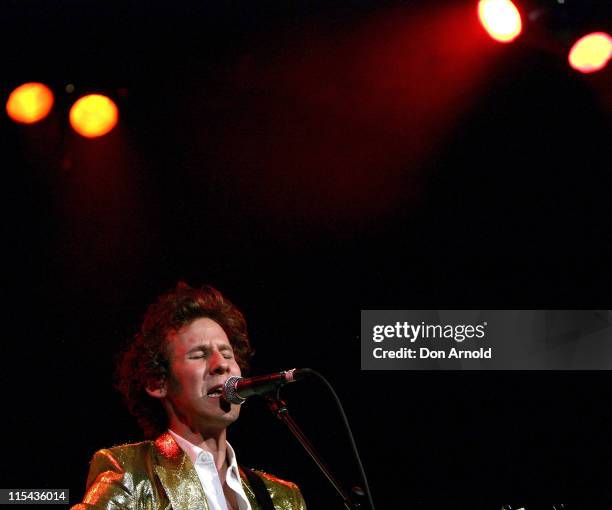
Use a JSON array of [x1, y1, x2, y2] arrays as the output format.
[[194, 407, 240, 434], [220, 398, 232, 414], [224, 404, 241, 423], [212, 401, 241, 422], [198, 398, 241, 426]]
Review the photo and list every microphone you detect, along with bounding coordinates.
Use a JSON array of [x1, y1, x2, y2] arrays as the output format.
[[222, 368, 309, 404]]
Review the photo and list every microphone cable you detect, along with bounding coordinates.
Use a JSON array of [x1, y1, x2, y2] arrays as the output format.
[[299, 368, 376, 510]]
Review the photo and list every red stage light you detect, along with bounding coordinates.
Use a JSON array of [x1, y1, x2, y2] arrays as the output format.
[[568, 32, 612, 74], [478, 0, 522, 43], [69, 94, 119, 138], [6, 82, 54, 124]]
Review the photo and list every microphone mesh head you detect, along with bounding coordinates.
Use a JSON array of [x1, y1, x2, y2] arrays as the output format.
[[223, 376, 246, 405]]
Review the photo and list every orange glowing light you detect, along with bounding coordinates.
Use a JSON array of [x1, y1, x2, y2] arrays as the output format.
[[6, 82, 54, 124], [69, 94, 119, 138], [568, 32, 612, 74], [478, 0, 522, 43]]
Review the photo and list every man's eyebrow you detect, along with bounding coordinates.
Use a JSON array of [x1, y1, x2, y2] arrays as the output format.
[[187, 343, 233, 353], [187, 344, 211, 353]]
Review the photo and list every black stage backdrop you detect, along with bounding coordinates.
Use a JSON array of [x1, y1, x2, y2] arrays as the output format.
[[1, 1, 611, 509]]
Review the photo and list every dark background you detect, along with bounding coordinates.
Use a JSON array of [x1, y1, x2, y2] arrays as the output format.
[[1, 1, 611, 509]]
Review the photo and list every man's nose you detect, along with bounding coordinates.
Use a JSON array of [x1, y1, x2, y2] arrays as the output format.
[[209, 351, 230, 374]]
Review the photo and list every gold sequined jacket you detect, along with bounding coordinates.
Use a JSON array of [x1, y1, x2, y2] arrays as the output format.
[[71, 432, 306, 510]]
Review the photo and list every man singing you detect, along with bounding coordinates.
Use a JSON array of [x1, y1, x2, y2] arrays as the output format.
[[72, 282, 306, 510]]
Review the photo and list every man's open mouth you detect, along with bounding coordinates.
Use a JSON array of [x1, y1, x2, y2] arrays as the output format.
[[206, 385, 223, 398]]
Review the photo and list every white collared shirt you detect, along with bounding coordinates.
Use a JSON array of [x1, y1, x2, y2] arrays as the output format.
[[168, 429, 252, 510]]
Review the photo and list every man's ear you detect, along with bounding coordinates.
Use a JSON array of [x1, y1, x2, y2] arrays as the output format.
[[145, 377, 167, 399]]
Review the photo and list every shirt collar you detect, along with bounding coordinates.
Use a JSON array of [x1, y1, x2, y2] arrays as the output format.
[[167, 429, 241, 478]]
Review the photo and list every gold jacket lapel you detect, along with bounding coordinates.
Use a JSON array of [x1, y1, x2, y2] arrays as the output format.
[[239, 467, 259, 509], [153, 432, 210, 510]]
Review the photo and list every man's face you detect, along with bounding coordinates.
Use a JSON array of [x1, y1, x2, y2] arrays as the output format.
[[162, 317, 242, 434]]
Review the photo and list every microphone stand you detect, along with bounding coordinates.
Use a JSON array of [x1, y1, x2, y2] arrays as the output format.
[[265, 391, 363, 510]]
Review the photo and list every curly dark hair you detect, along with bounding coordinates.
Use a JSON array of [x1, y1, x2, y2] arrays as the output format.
[[115, 282, 254, 438]]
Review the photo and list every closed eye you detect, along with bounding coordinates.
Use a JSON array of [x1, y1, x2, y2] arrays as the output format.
[[188, 350, 233, 360], [219, 347, 235, 360], [188, 349, 208, 359]]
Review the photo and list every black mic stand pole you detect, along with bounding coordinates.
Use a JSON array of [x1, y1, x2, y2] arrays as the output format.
[[265, 392, 362, 510]]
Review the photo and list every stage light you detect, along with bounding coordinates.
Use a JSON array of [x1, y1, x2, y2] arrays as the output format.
[[478, 0, 523, 43], [6, 82, 54, 124], [69, 94, 118, 138], [568, 32, 612, 74]]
